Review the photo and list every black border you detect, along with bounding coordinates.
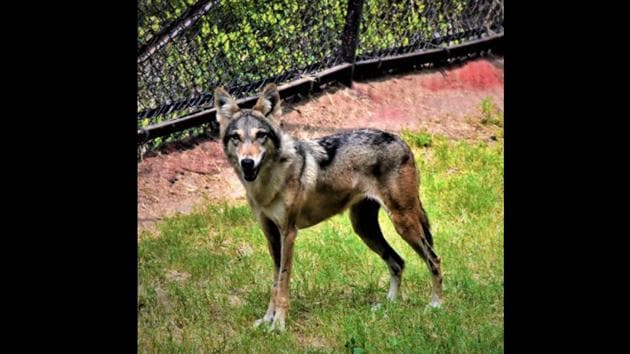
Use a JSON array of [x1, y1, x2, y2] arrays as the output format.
[[506, 0, 616, 351], [9, 2, 138, 351]]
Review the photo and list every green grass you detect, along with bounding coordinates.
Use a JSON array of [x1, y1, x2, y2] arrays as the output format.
[[480, 98, 504, 138], [138, 133, 504, 353], [401, 129, 433, 148]]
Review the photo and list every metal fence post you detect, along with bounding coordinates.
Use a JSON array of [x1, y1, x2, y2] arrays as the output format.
[[340, 0, 365, 87]]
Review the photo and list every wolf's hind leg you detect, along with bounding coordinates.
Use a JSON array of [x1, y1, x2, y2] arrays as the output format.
[[349, 198, 405, 302]]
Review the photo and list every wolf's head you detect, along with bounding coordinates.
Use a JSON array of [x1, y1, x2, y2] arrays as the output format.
[[214, 84, 283, 182]]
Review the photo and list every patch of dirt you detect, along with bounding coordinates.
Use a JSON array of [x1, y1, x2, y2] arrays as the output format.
[[138, 57, 504, 234], [295, 334, 333, 350], [165, 270, 191, 283]]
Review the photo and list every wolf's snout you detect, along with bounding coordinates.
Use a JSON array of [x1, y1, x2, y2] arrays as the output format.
[[241, 159, 255, 171], [240, 158, 259, 181]]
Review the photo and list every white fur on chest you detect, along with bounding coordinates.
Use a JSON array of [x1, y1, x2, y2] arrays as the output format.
[[260, 197, 287, 227]]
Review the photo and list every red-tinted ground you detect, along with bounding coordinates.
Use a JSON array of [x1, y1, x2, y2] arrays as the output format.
[[138, 57, 504, 234]]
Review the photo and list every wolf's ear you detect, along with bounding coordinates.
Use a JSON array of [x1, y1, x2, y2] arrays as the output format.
[[214, 87, 239, 124], [253, 83, 282, 119]]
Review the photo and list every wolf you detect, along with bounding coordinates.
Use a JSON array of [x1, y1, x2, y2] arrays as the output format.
[[214, 84, 443, 331]]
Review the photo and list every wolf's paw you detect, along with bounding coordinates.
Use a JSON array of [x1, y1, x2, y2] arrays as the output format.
[[268, 314, 286, 332], [371, 303, 383, 312], [427, 296, 443, 309], [253, 314, 274, 328]]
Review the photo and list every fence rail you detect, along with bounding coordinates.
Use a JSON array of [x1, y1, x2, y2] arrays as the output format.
[[138, 0, 504, 151]]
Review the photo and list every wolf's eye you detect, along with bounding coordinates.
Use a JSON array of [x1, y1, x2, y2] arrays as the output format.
[[230, 134, 241, 144], [256, 131, 268, 141]]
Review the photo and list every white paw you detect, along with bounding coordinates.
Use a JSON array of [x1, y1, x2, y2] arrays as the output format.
[[269, 316, 286, 332], [428, 297, 443, 309], [386, 292, 397, 302], [253, 319, 269, 328], [267, 310, 286, 332], [253, 314, 274, 328]]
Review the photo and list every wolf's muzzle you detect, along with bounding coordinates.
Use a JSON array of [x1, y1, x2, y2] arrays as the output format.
[[240, 158, 260, 182]]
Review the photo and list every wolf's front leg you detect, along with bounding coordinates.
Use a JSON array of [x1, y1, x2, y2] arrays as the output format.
[[254, 280, 277, 327], [270, 225, 297, 332], [254, 217, 282, 327]]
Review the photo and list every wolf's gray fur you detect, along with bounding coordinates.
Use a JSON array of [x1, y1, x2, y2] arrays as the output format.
[[215, 84, 443, 331]]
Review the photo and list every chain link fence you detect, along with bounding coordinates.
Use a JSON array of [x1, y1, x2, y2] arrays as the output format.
[[357, 0, 503, 60], [138, 0, 504, 153]]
